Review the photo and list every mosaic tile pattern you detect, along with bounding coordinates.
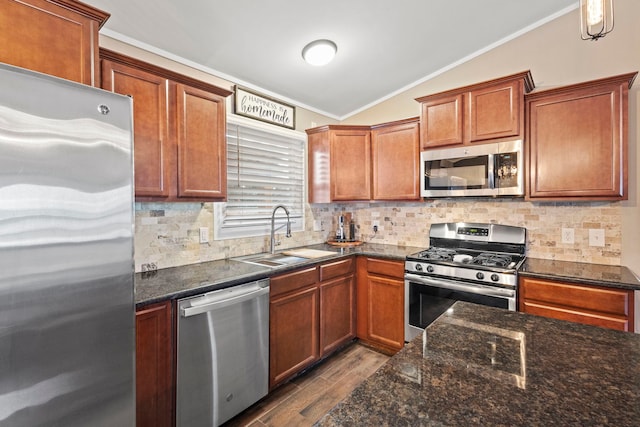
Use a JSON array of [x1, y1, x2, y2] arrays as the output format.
[[134, 200, 621, 272]]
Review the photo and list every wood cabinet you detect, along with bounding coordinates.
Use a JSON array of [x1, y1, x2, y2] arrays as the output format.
[[100, 49, 231, 202], [319, 259, 356, 355], [525, 73, 637, 201], [519, 276, 635, 332], [136, 301, 173, 427], [0, 0, 109, 86], [356, 257, 405, 354], [416, 71, 534, 149], [371, 118, 420, 201], [270, 268, 319, 389], [306, 125, 372, 202], [269, 258, 355, 389], [306, 119, 420, 202]]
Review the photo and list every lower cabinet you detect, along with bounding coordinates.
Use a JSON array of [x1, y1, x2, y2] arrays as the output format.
[[135, 301, 174, 427], [269, 258, 355, 389], [270, 269, 320, 389], [356, 257, 405, 354], [519, 277, 635, 332]]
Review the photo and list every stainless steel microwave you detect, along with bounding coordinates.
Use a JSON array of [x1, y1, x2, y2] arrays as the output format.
[[420, 140, 523, 198]]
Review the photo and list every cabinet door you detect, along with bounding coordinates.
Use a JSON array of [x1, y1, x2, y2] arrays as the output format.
[[519, 277, 634, 332], [269, 286, 319, 389], [366, 274, 405, 350], [330, 129, 371, 200], [468, 80, 521, 143], [371, 119, 420, 200], [176, 83, 227, 200], [136, 301, 173, 427], [307, 130, 331, 203], [101, 60, 171, 198], [420, 93, 463, 148], [0, 0, 107, 86], [526, 74, 634, 201], [320, 275, 355, 355], [356, 257, 405, 353]]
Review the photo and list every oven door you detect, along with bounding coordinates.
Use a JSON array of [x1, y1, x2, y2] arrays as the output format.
[[404, 273, 516, 342]]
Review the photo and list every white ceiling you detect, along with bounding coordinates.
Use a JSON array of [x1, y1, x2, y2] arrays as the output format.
[[88, 0, 578, 120]]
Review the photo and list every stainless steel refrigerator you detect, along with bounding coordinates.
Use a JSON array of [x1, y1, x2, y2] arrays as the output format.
[[0, 63, 135, 426]]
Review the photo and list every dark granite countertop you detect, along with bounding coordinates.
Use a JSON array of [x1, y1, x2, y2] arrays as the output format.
[[317, 301, 640, 427], [134, 242, 422, 307], [520, 257, 640, 291]]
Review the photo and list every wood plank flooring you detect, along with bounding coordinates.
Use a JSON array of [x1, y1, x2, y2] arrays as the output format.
[[223, 343, 390, 427]]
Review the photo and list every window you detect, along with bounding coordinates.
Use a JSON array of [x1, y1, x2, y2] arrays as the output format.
[[214, 115, 305, 239]]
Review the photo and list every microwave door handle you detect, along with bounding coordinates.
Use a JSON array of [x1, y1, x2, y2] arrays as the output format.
[[488, 153, 495, 189]]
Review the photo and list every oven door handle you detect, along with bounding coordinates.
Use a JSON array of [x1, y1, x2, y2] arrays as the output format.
[[404, 273, 515, 298]]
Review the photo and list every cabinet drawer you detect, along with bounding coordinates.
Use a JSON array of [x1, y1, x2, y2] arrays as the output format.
[[520, 277, 631, 316], [271, 267, 318, 297], [366, 258, 404, 279], [319, 258, 354, 281]]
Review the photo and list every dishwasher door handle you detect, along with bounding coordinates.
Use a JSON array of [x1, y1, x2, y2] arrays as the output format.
[[180, 281, 269, 317]]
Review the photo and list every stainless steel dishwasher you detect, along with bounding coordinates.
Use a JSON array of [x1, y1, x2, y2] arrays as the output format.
[[176, 278, 269, 427]]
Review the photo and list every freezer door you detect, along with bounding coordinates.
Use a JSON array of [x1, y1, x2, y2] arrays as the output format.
[[0, 64, 135, 426]]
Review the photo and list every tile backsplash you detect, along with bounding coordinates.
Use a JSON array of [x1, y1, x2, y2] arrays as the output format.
[[134, 199, 621, 272]]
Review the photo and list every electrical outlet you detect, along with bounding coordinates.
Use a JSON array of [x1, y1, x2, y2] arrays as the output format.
[[313, 220, 323, 232], [561, 228, 574, 244], [199, 227, 209, 243], [589, 229, 605, 247]]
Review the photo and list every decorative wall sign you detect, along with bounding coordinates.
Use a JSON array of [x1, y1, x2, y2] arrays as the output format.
[[234, 86, 295, 129]]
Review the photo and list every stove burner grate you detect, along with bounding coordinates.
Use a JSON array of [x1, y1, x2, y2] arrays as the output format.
[[418, 248, 456, 261], [470, 253, 513, 268]]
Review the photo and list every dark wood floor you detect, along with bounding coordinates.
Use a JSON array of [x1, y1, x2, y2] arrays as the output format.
[[223, 343, 390, 427]]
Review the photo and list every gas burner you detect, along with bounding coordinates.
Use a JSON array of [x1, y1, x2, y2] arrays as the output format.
[[418, 247, 456, 261], [470, 253, 513, 268]]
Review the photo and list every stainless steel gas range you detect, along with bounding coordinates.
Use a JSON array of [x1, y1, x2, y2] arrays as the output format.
[[405, 222, 526, 341]]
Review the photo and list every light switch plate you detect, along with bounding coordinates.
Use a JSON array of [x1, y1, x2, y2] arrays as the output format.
[[199, 227, 209, 244], [589, 229, 605, 247], [561, 228, 574, 244]]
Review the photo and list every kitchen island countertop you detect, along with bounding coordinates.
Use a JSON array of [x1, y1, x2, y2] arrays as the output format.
[[316, 301, 640, 426]]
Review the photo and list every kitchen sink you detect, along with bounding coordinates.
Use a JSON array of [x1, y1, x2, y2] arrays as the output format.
[[233, 253, 310, 268], [233, 248, 338, 268]]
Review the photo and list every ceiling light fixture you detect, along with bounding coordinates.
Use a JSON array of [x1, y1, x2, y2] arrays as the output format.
[[302, 39, 337, 66], [580, 0, 614, 40]]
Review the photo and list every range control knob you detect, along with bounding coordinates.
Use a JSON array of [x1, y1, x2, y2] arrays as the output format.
[[426, 265, 435, 273], [491, 274, 500, 282], [415, 263, 423, 272], [476, 272, 485, 280]]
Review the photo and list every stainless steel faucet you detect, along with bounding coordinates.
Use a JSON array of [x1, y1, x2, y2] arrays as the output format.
[[270, 205, 292, 254]]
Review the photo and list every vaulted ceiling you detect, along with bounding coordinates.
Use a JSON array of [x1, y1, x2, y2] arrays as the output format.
[[87, 0, 577, 119]]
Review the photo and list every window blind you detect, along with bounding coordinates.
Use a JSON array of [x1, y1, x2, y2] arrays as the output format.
[[215, 117, 305, 239]]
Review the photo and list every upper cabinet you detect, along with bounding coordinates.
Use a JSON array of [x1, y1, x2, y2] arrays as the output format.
[[330, 126, 372, 201], [0, 0, 109, 86], [306, 118, 420, 203], [526, 72, 637, 201], [371, 118, 420, 201], [416, 71, 534, 149], [307, 125, 371, 203], [100, 49, 231, 202]]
